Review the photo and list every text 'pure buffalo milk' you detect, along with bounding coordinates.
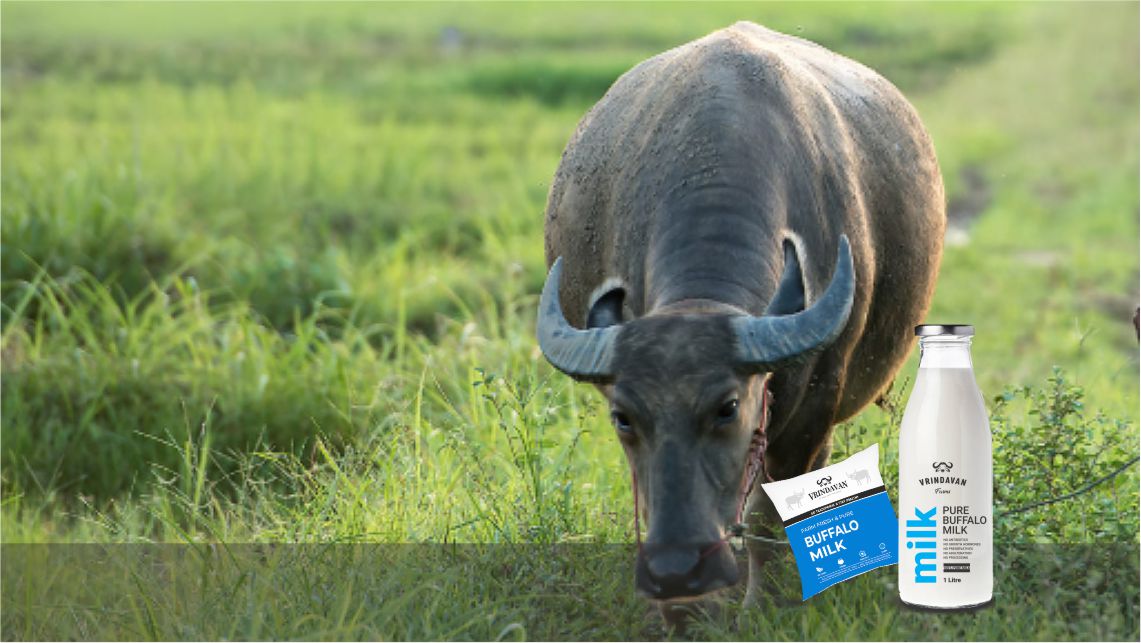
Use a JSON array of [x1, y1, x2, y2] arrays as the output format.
[[898, 324, 993, 608]]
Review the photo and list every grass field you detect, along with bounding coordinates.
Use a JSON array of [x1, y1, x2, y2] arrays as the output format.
[[1, 1, 1138, 640]]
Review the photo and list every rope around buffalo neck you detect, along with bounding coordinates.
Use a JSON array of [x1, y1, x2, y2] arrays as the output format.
[[628, 378, 788, 554]]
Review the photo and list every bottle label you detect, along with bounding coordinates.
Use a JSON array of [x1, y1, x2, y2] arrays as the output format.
[[905, 478, 990, 584], [900, 457, 993, 603]]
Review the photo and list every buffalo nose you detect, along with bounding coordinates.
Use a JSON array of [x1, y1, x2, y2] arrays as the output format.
[[648, 547, 701, 589], [636, 543, 738, 599]]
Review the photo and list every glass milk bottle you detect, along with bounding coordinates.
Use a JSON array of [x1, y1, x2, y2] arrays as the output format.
[[897, 324, 993, 609]]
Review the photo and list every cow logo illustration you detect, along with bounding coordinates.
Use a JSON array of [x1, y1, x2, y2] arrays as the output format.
[[816, 476, 833, 487], [786, 488, 806, 509], [932, 462, 953, 473]]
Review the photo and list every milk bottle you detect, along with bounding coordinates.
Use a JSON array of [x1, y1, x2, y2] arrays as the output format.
[[897, 324, 993, 608]]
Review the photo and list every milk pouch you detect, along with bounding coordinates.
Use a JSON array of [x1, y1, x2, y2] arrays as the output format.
[[760, 444, 898, 600]]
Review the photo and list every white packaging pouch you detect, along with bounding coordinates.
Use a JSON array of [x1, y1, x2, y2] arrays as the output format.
[[760, 444, 899, 600]]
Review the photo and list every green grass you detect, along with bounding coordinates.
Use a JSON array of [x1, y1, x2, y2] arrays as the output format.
[[3, 543, 1135, 640], [1, 1, 1138, 640]]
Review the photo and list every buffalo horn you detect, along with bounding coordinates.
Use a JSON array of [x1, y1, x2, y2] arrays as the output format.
[[536, 257, 618, 381], [731, 235, 855, 369]]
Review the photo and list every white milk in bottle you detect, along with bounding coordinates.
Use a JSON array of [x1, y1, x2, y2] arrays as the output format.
[[897, 324, 993, 608]]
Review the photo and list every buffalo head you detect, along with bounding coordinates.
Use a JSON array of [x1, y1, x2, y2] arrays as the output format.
[[536, 236, 854, 600]]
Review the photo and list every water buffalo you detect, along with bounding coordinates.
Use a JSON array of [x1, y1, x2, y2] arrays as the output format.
[[536, 21, 944, 614]]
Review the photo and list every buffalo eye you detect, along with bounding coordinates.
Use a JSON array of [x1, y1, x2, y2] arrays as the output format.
[[610, 410, 634, 436], [716, 399, 739, 423]]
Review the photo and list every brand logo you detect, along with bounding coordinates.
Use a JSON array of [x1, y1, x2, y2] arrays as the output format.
[[807, 478, 849, 500], [919, 461, 966, 487]]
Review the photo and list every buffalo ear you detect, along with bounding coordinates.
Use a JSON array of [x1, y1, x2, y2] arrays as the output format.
[[587, 286, 627, 329], [765, 239, 806, 316]]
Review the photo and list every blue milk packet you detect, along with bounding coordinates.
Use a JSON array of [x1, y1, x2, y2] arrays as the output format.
[[760, 444, 898, 600]]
